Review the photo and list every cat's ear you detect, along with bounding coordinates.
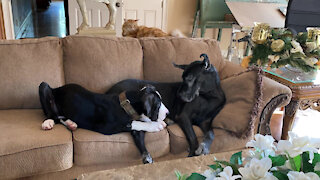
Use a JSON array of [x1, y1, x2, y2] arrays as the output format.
[[124, 18, 128, 22]]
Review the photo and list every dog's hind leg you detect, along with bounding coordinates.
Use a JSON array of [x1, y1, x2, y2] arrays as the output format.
[[195, 120, 214, 155], [39, 82, 62, 130], [131, 130, 153, 164]]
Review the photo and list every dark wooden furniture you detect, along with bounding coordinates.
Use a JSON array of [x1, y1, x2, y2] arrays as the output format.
[[264, 67, 320, 140]]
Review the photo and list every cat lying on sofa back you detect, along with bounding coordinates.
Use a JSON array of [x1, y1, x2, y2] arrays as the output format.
[[122, 19, 185, 38]]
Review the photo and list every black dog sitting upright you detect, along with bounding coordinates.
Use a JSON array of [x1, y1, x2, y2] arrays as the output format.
[[107, 54, 226, 156], [39, 82, 169, 163]]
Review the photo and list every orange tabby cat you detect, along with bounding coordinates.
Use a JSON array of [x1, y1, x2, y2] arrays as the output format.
[[122, 19, 184, 38]]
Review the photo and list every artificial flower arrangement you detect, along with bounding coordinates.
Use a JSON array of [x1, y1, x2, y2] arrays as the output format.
[[244, 24, 320, 72], [175, 131, 320, 180]]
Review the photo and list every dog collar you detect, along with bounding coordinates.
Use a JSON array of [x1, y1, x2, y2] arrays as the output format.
[[119, 91, 141, 120]]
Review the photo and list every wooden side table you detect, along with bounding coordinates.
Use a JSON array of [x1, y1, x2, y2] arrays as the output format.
[[264, 67, 320, 140]]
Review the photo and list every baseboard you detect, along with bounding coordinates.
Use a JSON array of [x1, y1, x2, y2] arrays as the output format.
[[15, 11, 32, 39]]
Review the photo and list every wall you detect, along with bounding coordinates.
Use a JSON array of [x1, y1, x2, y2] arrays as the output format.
[[11, 0, 33, 38], [166, 0, 246, 58]]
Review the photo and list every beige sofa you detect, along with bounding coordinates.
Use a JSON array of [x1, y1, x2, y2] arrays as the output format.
[[0, 36, 292, 180]]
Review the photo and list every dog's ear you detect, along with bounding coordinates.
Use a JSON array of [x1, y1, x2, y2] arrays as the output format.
[[200, 54, 210, 70], [173, 62, 187, 70], [140, 84, 156, 94], [143, 100, 152, 117]]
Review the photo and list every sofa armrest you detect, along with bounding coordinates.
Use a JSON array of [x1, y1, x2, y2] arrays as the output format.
[[258, 76, 292, 135]]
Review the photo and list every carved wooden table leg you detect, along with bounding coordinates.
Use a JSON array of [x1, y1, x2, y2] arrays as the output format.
[[282, 99, 299, 140]]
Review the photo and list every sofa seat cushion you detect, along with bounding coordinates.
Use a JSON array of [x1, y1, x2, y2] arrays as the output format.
[[0, 37, 64, 109], [63, 36, 144, 93], [73, 128, 170, 166], [167, 124, 252, 154], [0, 110, 73, 179]]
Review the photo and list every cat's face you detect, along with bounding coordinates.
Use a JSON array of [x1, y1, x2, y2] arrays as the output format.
[[122, 19, 139, 37]]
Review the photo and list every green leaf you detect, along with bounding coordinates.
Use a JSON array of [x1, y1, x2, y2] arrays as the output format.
[[272, 171, 289, 180], [230, 151, 243, 166], [289, 155, 302, 171], [312, 153, 320, 167], [186, 173, 206, 180], [315, 171, 320, 178], [269, 155, 287, 167], [208, 164, 222, 170], [175, 170, 189, 180], [302, 152, 314, 173], [215, 161, 239, 175]]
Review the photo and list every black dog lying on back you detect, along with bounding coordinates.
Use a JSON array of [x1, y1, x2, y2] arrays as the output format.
[[39, 82, 169, 163], [107, 54, 226, 156]]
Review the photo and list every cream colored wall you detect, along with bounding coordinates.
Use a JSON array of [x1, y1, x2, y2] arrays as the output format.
[[166, 0, 246, 58]]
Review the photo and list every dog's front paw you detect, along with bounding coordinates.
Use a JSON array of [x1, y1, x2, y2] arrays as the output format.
[[65, 119, 78, 131], [195, 142, 210, 156], [142, 152, 153, 164], [148, 121, 166, 132], [42, 119, 55, 130]]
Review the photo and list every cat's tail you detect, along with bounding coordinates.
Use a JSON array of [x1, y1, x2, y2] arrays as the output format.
[[170, 29, 186, 38]]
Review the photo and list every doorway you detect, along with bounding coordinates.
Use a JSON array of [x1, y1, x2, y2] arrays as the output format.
[[11, 0, 67, 39]]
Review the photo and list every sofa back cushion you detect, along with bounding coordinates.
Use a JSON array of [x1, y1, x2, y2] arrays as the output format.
[[63, 36, 143, 93], [140, 37, 225, 82], [0, 37, 64, 109]]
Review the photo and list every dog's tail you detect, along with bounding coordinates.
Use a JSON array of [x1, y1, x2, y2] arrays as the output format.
[[170, 29, 186, 38]]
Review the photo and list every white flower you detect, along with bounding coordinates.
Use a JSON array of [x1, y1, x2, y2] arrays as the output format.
[[291, 40, 306, 56], [239, 157, 277, 180], [203, 169, 219, 180], [268, 55, 280, 63], [315, 162, 320, 171], [215, 166, 242, 180], [247, 134, 276, 151], [287, 171, 320, 180], [304, 57, 318, 66], [306, 42, 318, 52], [277, 131, 319, 161], [246, 134, 276, 158]]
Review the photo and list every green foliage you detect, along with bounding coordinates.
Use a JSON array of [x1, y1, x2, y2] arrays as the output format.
[[312, 152, 320, 167], [230, 151, 243, 166], [249, 28, 319, 72], [186, 173, 206, 180], [269, 155, 287, 167], [289, 155, 302, 171], [302, 152, 314, 173], [175, 170, 189, 180], [315, 171, 320, 178], [215, 161, 240, 175], [296, 32, 308, 45], [272, 170, 289, 180], [208, 164, 222, 170], [250, 44, 271, 66]]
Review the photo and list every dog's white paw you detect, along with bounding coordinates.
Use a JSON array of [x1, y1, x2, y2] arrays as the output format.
[[195, 142, 210, 155], [42, 119, 55, 130], [148, 121, 166, 132], [65, 119, 78, 131], [142, 152, 153, 164]]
